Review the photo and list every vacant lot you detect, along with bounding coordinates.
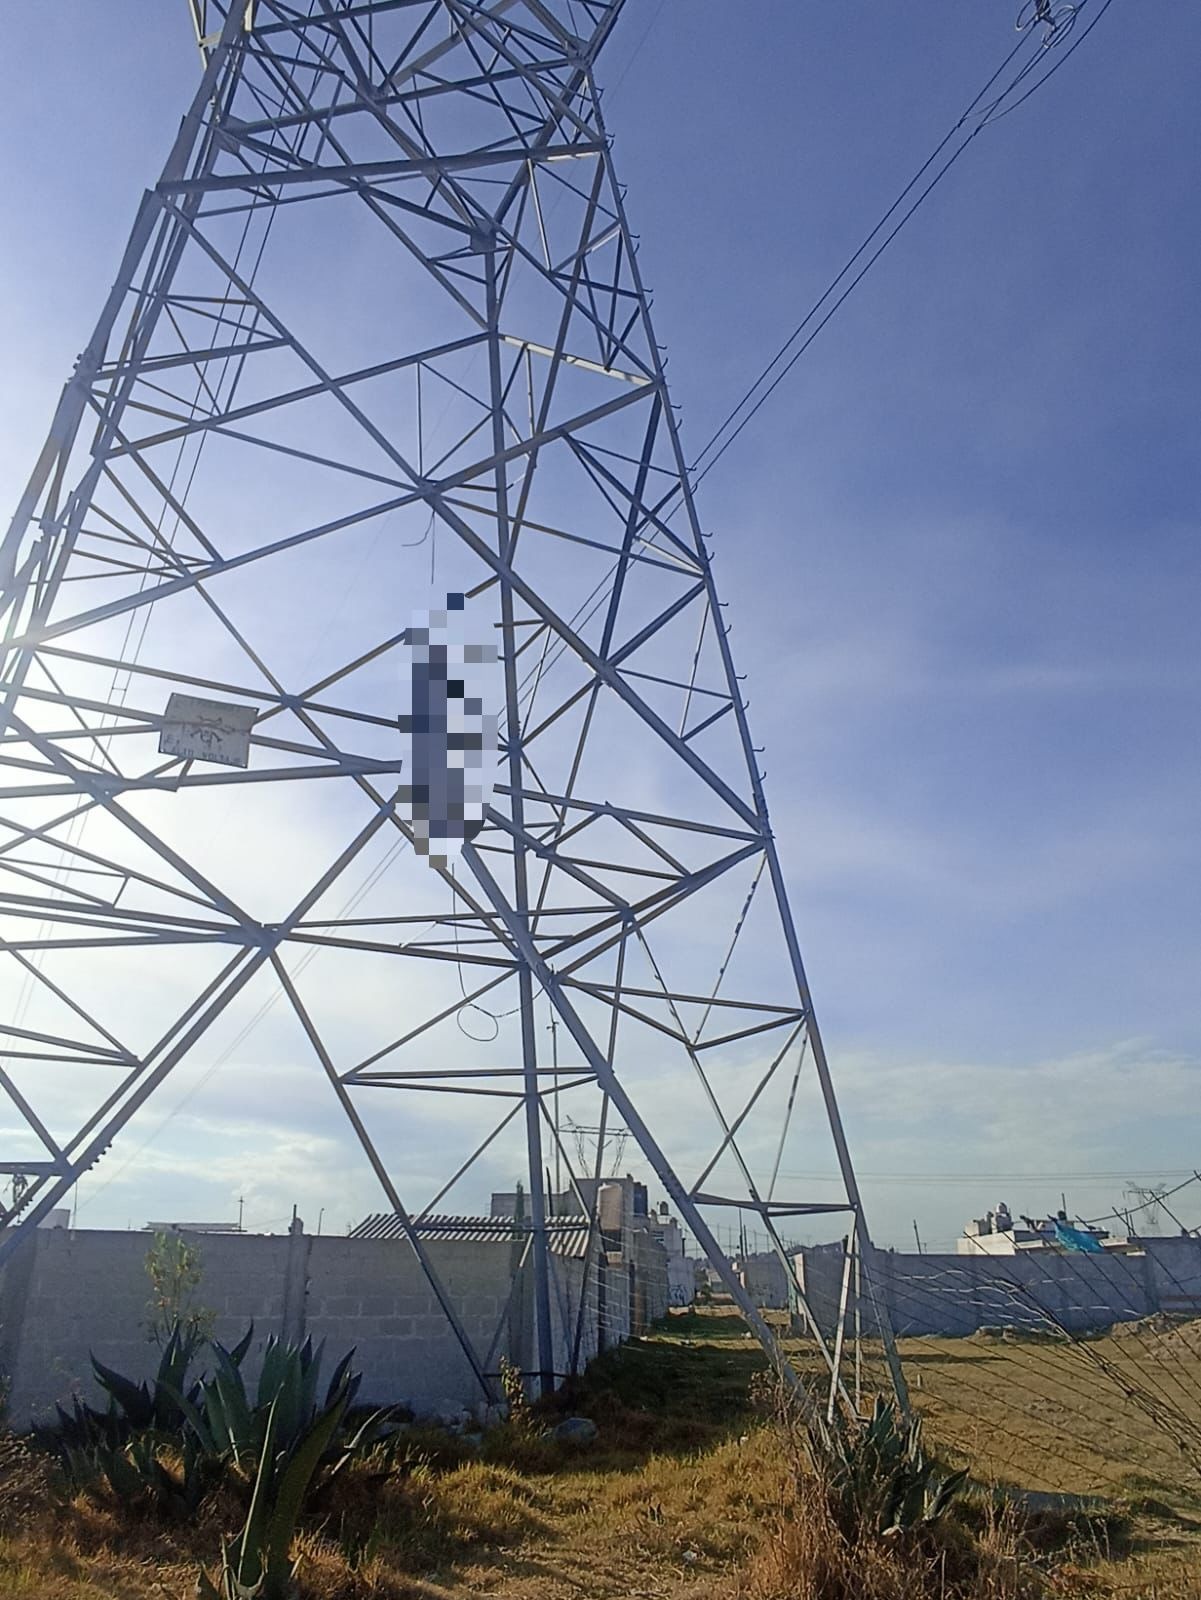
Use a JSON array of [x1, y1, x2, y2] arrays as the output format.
[[2, 1307, 1200, 1598]]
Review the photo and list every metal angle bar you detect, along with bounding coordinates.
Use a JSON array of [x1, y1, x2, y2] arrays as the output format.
[[570, 934, 624, 1373], [690, 1022, 805, 1196], [692, 1013, 807, 1054], [97, 449, 224, 565], [448, 498, 694, 579], [3, 710, 256, 928], [99, 334, 290, 380], [458, 838, 820, 1415], [28, 657, 125, 781], [283, 931, 515, 966], [621, 667, 730, 704], [414, 1097, 526, 1219], [103, 332, 486, 461], [271, 952, 496, 1400], [0, 936, 230, 954], [561, 434, 699, 568], [560, 981, 801, 1017], [479, 1228, 532, 1383], [160, 140, 604, 196], [683, 701, 736, 745], [632, 921, 769, 1219], [0, 798, 221, 913], [0, 941, 249, 1227], [550, 840, 765, 976], [350, 1067, 566, 1081], [481, 804, 625, 910], [29, 646, 394, 742], [153, 420, 416, 490], [339, 1080, 525, 1099], [0, 780, 401, 1243], [590, 108, 911, 1409], [0, 947, 263, 1256], [0, 1020, 130, 1060], [296, 905, 592, 926], [553, 985, 690, 1048], [0, 936, 132, 1055], [688, 1195, 855, 1217], [0, 760, 409, 800], [347, 964, 517, 1072], [530, 852, 675, 885], [0, 5, 246, 596], [607, 811, 687, 877], [828, 1235, 856, 1424], [496, 785, 759, 843], [0, 1064, 66, 1159], [0, 1050, 137, 1068], [486, 238, 554, 1397]]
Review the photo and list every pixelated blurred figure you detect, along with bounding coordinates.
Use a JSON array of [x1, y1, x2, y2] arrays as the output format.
[[399, 593, 498, 864]]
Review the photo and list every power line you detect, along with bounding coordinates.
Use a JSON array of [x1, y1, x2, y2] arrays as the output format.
[[684, 0, 1116, 493], [777, 1169, 1197, 1185]]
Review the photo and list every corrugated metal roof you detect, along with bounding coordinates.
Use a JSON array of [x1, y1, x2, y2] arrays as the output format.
[[349, 1212, 591, 1258]]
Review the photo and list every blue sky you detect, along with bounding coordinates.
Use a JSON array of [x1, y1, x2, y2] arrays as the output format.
[[0, 2, 1197, 1249]]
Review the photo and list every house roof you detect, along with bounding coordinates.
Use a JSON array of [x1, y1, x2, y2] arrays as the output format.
[[349, 1212, 592, 1258]]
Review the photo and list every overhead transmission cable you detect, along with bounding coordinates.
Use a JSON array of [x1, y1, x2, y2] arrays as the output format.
[[683, 0, 1115, 495], [503, 1, 1116, 720]]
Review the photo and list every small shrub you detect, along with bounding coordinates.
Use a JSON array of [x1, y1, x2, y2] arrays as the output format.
[[144, 1230, 215, 1349]]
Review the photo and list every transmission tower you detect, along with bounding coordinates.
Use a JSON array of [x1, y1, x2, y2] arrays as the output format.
[[1124, 1185, 1164, 1236], [0, 0, 904, 1410]]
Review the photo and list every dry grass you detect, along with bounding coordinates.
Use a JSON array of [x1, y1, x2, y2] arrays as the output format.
[[886, 1330, 1201, 1503], [742, 1476, 1048, 1600], [2, 1309, 1201, 1598]]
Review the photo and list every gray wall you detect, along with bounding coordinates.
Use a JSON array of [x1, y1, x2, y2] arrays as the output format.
[[0, 1224, 665, 1428], [793, 1238, 1201, 1340]]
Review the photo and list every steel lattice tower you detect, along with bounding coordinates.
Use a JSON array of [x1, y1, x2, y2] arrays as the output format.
[[0, 0, 904, 1410]]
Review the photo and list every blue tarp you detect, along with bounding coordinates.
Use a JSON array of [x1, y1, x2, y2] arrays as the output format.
[[1053, 1219, 1103, 1254]]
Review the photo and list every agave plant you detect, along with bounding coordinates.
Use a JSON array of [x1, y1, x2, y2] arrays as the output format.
[[91, 1319, 213, 1434], [36, 1321, 217, 1511], [171, 1330, 389, 1481], [818, 1396, 968, 1538], [196, 1384, 354, 1600]]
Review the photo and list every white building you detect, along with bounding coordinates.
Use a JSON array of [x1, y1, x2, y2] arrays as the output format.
[[958, 1205, 1114, 1256], [643, 1203, 696, 1307]]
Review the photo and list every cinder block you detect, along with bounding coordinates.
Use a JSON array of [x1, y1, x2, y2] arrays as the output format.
[[379, 1317, 416, 1337]]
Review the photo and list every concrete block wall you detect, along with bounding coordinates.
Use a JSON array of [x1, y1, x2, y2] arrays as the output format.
[[738, 1251, 791, 1311], [1142, 1237, 1201, 1315], [630, 1228, 669, 1330], [792, 1240, 1201, 1340], [0, 1223, 664, 1428], [0, 1229, 295, 1425], [301, 1235, 516, 1415]]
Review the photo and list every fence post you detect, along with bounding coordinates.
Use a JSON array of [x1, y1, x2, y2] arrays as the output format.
[[281, 1215, 310, 1345], [0, 1224, 39, 1417]]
